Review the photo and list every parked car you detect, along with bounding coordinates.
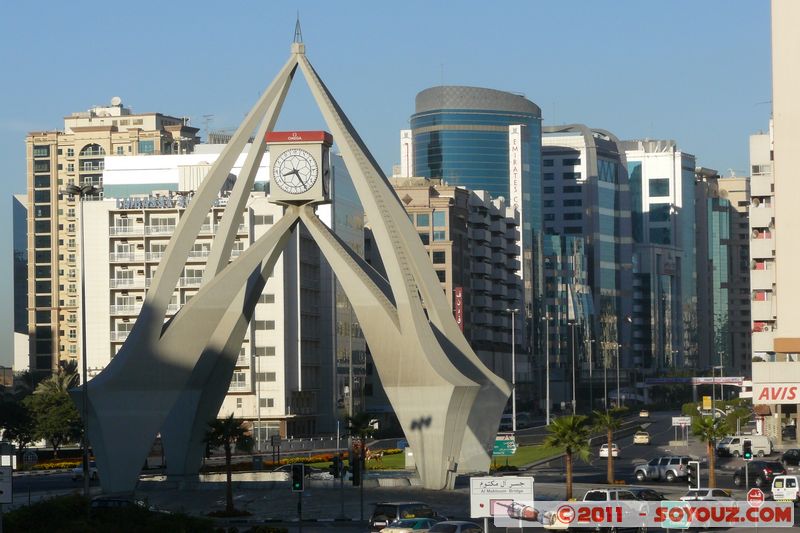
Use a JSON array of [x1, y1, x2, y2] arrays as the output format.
[[71, 461, 99, 481], [782, 425, 797, 440], [680, 488, 734, 501], [427, 521, 483, 533], [639, 409, 650, 418], [381, 517, 444, 533], [633, 431, 651, 445], [498, 413, 532, 432], [633, 456, 692, 482], [583, 488, 639, 502], [781, 448, 800, 467], [628, 488, 667, 501], [716, 435, 773, 457], [772, 475, 800, 502], [369, 502, 439, 533], [732, 461, 787, 488], [599, 443, 620, 458]]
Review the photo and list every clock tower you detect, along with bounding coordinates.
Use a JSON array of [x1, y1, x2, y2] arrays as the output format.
[[266, 130, 332, 205]]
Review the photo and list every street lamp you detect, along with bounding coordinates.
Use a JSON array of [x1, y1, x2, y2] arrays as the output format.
[[506, 308, 519, 432], [542, 313, 553, 425], [569, 320, 576, 415], [61, 183, 102, 501]]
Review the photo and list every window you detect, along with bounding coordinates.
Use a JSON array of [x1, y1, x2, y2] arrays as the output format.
[[649, 178, 670, 197], [563, 158, 581, 166], [563, 212, 582, 220], [256, 372, 277, 382], [34, 190, 50, 203], [544, 213, 555, 221], [67, 163, 74, 172], [34, 235, 51, 248], [435, 270, 446, 282], [649, 204, 671, 222], [563, 199, 582, 207], [544, 200, 554, 208], [432, 251, 446, 264], [138, 140, 155, 154], [564, 226, 583, 234], [259, 398, 275, 408], [543, 172, 554, 180], [418, 232, 430, 245], [562, 172, 581, 180], [254, 215, 274, 225], [649, 227, 671, 244], [66, 148, 74, 157], [563, 185, 581, 193], [433, 211, 446, 227], [32, 145, 50, 158], [255, 320, 276, 330], [433, 230, 446, 241], [259, 293, 275, 303], [236, 398, 242, 408], [543, 186, 554, 194], [255, 346, 276, 356], [416, 213, 430, 227], [33, 161, 50, 173], [116, 146, 124, 155], [34, 220, 51, 233], [543, 159, 554, 167]]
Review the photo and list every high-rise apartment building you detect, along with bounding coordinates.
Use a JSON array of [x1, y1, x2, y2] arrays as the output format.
[[80, 145, 362, 438], [750, 1, 800, 444], [407, 86, 542, 355], [25, 98, 199, 374], [623, 140, 698, 372], [695, 168, 752, 375], [364, 178, 522, 421], [542, 125, 634, 404]]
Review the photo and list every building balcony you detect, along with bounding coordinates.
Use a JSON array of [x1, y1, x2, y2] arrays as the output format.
[[109, 278, 143, 288], [109, 252, 144, 262], [492, 283, 508, 297], [110, 226, 144, 236], [506, 258, 520, 271], [751, 174, 773, 197], [750, 206, 774, 229], [166, 303, 180, 313], [473, 295, 491, 308], [235, 355, 250, 367], [491, 252, 506, 265], [472, 262, 492, 276], [146, 251, 165, 261], [231, 248, 244, 257], [750, 238, 774, 259], [472, 312, 491, 325], [490, 236, 504, 249], [145, 225, 177, 236], [473, 244, 491, 260], [179, 276, 203, 287], [751, 299, 775, 321], [187, 249, 211, 260], [228, 382, 250, 392], [468, 212, 489, 226], [750, 268, 775, 290], [471, 328, 493, 342], [472, 278, 491, 292], [752, 329, 775, 353], [110, 304, 142, 315], [109, 331, 130, 342], [470, 228, 491, 243]]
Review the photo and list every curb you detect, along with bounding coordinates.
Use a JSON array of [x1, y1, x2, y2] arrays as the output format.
[[12, 469, 72, 477]]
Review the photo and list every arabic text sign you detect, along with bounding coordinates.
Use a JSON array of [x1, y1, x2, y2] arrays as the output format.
[[672, 416, 692, 427], [0, 466, 12, 504], [470, 476, 534, 518]]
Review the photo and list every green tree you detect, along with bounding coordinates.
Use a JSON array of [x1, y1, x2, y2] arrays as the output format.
[[346, 412, 375, 475], [593, 410, 621, 484], [692, 416, 730, 488], [204, 414, 253, 513], [543, 415, 591, 499], [0, 401, 35, 455], [23, 364, 82, 457]]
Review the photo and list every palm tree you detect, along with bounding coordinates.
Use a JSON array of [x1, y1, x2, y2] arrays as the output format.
[[692, 416, 729, 488], [205, 414, 253, 513], [543, 415, 591, 499], [593, 410, 621, 484], [36, 362, 79, 395]]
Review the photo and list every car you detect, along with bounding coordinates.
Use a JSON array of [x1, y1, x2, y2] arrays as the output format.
[[381, 517, 444, 533], [633, 431, 651, 445], [639, 409, 650, 418], [781, 448, 800, 467], [680, 488, 734, 501], [633, 456, 692, 482], [628, 487, 667, 501], [369, 502, 439, 533], [71, 461, 99, 481], [427, 521, 483, 533], [772, 475, 800, 502], [716, 435, 773, 457], [732, 461, 787, 488], [583, 488, 640, 502], [598, 443, 619, 458]]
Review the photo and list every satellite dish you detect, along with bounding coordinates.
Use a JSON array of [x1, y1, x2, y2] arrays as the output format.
[[111, 96, 122, 106]]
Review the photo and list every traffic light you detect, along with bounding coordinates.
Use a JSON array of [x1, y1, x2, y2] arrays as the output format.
[[743, 440, 753, 461], [291, 463, 305, 492], [687, 460, 700, 490]]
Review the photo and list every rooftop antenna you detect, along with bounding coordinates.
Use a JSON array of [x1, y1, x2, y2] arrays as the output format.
[[294, 12, 303, 43]]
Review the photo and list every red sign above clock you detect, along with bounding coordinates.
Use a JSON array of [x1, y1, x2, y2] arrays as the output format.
[[265, 130, 333, 146]]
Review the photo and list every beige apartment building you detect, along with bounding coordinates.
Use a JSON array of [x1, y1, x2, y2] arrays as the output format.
[[750, 1, 800, 443], [24, 98, 199, 375]]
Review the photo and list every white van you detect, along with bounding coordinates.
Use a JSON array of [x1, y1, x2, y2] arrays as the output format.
[[716, 435, 773, 457], [772, 475, 800, 502]]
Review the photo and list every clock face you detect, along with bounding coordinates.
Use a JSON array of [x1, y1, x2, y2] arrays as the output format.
[[272, 148, 319, 194]]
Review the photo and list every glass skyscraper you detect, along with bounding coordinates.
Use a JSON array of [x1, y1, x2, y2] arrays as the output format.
[[410, 86, 543, 355]]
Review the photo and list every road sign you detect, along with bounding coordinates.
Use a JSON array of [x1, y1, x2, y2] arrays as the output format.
[[470, 476, 534, 518], [493, 434, 517, 456], [747, 488, 765, 508], [702, 396, 712, 410], [0, 466, 12, 504], [672, 416, 691, 426]]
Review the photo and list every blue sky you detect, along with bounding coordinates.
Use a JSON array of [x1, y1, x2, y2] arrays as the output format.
[[0, 0, 772, 365]]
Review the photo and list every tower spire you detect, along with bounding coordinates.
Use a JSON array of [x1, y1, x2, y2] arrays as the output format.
[[293, 12, 303, 44]]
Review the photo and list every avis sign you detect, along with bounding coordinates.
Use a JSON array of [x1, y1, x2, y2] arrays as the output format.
[[753, 384, 800, 403]]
